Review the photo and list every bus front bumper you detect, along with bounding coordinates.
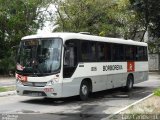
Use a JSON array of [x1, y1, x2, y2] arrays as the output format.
[[16, 81, 62, 98]]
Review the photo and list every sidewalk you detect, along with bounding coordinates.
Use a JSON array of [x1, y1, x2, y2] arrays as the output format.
[[0, 77, 16, 97], [0, 76, 15, 80], [0, 77, 15, 87]]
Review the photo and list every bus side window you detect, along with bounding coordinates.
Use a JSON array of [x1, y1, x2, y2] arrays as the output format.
[[136, 46, 148, 61], [112, 44, 124, 61], [144, 47, 148, 61], [97, 42, 111, 62], [81, 41, 97, 62], [137, 46, 144, 61], [125, 45, 134, 61]]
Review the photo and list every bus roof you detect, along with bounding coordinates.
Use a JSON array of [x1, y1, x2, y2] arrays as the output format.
[[22, 32, 147, 46]]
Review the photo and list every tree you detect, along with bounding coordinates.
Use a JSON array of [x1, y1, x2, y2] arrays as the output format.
[[106, 0, 142, 40], [130, 0, 160, 41], [0, 0, 51, 74], [52, 0, 139, 39], [53, 0, 117, 35], [53, 0, 113, 35]]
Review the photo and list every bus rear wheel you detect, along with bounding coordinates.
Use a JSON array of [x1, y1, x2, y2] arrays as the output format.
[[125, 75, 134, 92], [79, 81, 89, 101]]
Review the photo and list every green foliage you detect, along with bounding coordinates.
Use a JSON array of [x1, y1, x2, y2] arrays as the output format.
[[0, 0, 51, 75], [106, 0, 141, 39], [0, 57, 14, 75], [154, 89, 160, 96], [148, 39, 160, 53], [53, 0, 139, 39], [130, 0, 160, 41], [54, 0, 110, 34], [0, 0, 47, 46]]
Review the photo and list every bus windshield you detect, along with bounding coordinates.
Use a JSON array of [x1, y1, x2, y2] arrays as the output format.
[[16, 38, 62, 76]]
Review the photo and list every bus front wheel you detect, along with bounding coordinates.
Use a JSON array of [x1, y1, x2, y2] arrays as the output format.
[[79, 81, 89, 101]]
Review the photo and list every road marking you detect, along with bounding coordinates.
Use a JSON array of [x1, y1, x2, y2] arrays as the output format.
[[105, 93, 154, 120]]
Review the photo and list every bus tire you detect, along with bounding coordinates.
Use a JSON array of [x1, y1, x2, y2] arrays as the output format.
[[79, 80, 89, 101], [125, 75, 134, 92]]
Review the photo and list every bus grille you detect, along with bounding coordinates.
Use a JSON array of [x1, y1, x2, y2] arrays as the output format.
[[23, 90, 47, 96], [22, 82, 47, 87]]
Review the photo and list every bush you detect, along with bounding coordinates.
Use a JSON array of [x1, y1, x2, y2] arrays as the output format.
[[0, 57, 15, 75]]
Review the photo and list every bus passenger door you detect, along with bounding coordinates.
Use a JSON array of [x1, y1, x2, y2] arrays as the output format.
[[62, 41, 79, 97]]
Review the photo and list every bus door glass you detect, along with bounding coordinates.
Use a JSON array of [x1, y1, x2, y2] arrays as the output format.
[[63, 40, 78, 78]]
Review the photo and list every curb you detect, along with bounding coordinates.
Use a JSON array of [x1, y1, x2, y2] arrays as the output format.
[[0, 90, 16, 97], [105, 93, 154, 120]]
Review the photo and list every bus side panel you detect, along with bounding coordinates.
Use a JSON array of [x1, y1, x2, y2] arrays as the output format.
[[64, 62, 127, 94], [133, 71, 148, 84], [62, 76, 108, 97], [62, 78, 82, 97], [111, 73, 126, 88], [91, 75, 109, 92], [61, 61, 148, 97], [134, 61, 148, 84]]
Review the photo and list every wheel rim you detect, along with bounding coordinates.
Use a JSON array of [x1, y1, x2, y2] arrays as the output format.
[[82, 85, 88, 95]]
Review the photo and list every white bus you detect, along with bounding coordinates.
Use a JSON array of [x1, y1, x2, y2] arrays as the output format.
[[16, 32, 148, 100]]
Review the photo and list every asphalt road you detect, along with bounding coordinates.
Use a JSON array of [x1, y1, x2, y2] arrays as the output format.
[[0, 72, 160, 120]]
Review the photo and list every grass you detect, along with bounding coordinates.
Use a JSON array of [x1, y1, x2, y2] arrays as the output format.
[[153, 88, 160, 96], [0, 86, 15, 92]]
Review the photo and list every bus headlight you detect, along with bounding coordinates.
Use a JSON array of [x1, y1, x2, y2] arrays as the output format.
[[46, 80, 54, 86], [53, 74, 60, 82]]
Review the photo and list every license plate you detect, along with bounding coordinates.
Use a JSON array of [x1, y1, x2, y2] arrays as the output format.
[[44, 88, 54, 93]]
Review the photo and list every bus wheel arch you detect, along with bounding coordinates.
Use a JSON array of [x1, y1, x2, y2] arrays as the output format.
[[125, 73, 134, 91], [79, 78, 92, 101]]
